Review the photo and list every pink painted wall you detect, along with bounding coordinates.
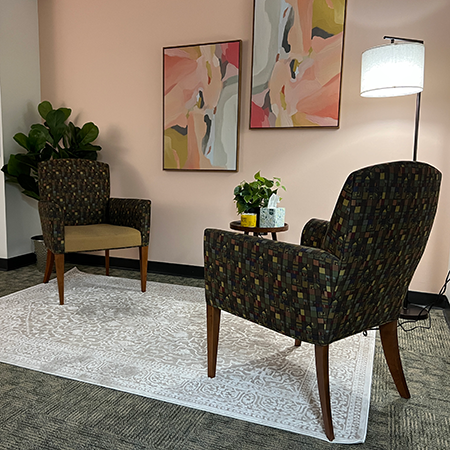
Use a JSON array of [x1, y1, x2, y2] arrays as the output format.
[[37, 0, 450, 293]]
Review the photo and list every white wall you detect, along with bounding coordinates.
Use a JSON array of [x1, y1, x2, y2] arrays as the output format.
[[0, 0, 42, 259], [0, 87, 7, 259], [36, 0, 450, 293]]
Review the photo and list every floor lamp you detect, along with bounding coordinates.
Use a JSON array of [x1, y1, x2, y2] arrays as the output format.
[[361, 36, 428, 320]]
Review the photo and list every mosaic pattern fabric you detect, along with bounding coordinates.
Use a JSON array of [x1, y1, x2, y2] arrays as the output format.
[[108, 198, 151, 247], [204, 161, 441, 345], [39, 159, 110, 226], [301, 218, 329, 248], [38, 159, 151, 254]]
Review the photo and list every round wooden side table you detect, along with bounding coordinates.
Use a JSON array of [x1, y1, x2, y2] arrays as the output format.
[[229, 220, 289, 241]]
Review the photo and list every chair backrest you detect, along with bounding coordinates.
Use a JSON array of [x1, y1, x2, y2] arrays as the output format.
[[323, 161, 441, 329], [38, 159, 110, 226]]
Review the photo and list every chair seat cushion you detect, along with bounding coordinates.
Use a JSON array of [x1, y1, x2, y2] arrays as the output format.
[[64, 224, 142, 253]]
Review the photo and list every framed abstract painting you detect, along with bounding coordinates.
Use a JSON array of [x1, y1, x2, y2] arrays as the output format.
[[250, 0, 347, 129], [163, 40, 241, 170]]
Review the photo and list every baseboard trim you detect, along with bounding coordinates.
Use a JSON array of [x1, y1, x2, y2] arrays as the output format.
[[0, 253, 36, 271], [406, 291, 449, 309], [65, 252, 204, 279]]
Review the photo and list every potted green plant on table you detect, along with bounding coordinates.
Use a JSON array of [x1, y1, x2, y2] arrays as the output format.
[[233, 171, 285, 227], [2, 100, 102, 270]]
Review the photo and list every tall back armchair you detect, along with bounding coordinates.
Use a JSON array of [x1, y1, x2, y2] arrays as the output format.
[[38, 159, 151, 305], [204, 161, 441, 441]]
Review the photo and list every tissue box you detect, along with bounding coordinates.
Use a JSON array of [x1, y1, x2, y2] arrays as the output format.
[[259, 207, 285, 228]]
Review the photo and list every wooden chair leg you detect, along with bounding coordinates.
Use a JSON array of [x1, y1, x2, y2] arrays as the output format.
[[105, 250, 110, 276], [43, 250, 55, 283], [207, 304, 221, 378], [139, 246, 148, 292], [54, 254, 65, 306], [379, 320, 411, 399], [315, 344, 335, 441]]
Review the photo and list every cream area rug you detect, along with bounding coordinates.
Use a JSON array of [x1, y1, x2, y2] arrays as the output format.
[[0, 268, 375, 444]]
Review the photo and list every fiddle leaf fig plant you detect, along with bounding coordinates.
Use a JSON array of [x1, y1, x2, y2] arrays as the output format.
[[233, 171, 286, 214], [1, 101, 102, 200]]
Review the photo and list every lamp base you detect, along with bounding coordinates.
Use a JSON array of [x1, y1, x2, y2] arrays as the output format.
[[399, 305, 428, 321]]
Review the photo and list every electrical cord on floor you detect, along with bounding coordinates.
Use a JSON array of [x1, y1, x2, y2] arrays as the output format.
[[398, 269, 450, 332], [438, 269, 450, 298], [398, 306, 432, 332]]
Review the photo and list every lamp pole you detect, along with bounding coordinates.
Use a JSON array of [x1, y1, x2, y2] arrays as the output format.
[[413, 92, 421, 161]]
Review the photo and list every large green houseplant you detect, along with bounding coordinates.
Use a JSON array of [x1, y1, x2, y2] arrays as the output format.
[[233, 171, 285, 214], [2, 101, 102, 200]]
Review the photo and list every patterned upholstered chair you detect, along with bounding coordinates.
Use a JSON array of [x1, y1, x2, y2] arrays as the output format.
[[38, 159, 151, 305], [204, 161, 441, 441]]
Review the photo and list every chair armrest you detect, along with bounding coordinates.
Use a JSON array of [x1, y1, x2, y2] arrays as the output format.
[[204, 228, 340, 345], [301, 218, 329, 248], [107, 198, 151, 246], [38, 201, 65, 254]]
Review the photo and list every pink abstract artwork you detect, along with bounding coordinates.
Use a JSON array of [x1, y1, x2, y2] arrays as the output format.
[[164, 40, 241, 170], [250, 0, 347, 129]]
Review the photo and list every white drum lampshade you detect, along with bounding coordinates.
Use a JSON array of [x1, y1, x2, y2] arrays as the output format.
[[361, 42, 425, 98]]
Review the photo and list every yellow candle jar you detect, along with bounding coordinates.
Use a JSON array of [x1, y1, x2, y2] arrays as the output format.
[[241, 213, 257, 227]]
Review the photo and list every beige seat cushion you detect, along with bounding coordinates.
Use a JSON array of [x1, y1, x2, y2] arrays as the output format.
[[64, 224, 142, 253]]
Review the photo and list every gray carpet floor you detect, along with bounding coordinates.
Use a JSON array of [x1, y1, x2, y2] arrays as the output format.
[[0, 263, 449, 449]]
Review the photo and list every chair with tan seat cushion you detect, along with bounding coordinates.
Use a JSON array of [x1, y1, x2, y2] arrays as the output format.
[[38, 159, 151, 305]]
